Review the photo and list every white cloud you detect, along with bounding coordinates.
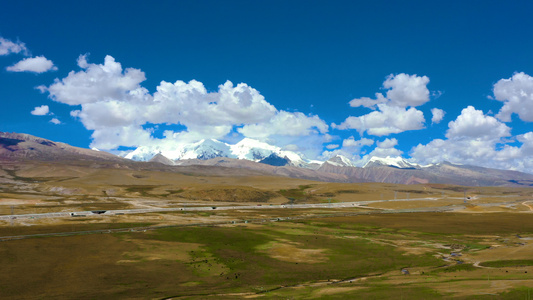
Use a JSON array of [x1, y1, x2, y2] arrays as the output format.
[[335, 104, 425, 136], [493, 72, 533, 122], [410, 106, 533, 172], [43, 55, 329, 152], [349, 93, 387, 109], [239, 111, 328, 138], [351, 137, 403, 166], [410, 138, 532, 171], [446, 106, 510, 140], [349, 74, 430, 109], [343, 136, 374, 148], [49, 118, 61, 125], [337, 73, 431, 136], [7, 56, 57, 73], [0, 37, 27, 56], [368, 138, 403, 157], [383, 73, 430, 107], [517, 132, 533, 155], [376, 138, 398, 149], [152, 79, 277, 127], [431, 108, 445, 124], [46, 55, 148, 105], [31, 105, 50, 116], [89, 125, 153, 149], [321, 136, 374, 161]]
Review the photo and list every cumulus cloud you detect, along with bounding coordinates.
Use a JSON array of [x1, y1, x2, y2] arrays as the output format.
[[43, 55, 329, 152], [239, 111, 328, 138], [337, 73, 431, 136], [335, 104, 425, 136], [321, 136, 374, 161], [446, 106, 511, 140], [410, 137, 532, 171], [46, 55, 148, 105], [7, 56, 57, 73], [431, 108, 445, 124], [343, 136, 374, 148], [31, 105, 50, 116], [410, 106, 533, 172], [383, 73, 430, 107], [152, 79, 277, 127], [368, 138, 403, 157], [49, 118, 61, 125], [493, 72, 533, 122], [349, 93, 388, 109], [0, 37, 27, 56]]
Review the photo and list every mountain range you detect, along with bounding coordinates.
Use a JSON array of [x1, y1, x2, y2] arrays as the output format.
[[125, 138, 308, 167], [2, 131, 533, 187]]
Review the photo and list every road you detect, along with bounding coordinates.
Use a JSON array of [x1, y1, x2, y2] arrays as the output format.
[[0, 197, 444, 221], [0, 196, 523, 222], [0, 197, 526, 242]]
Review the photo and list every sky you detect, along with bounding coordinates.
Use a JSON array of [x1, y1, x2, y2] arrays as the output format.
[[1, 0, 533, 172]]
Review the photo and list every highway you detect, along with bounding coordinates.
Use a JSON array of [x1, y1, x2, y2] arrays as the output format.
[[0, 196, 522, 222], [0, 197, 448, 221], [0, 197, 525, 242]]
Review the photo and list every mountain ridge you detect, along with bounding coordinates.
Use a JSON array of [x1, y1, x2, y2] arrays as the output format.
[[2, 132, 533, 187]]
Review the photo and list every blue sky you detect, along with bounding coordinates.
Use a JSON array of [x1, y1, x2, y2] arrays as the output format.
[[1, 1, 533, 171]]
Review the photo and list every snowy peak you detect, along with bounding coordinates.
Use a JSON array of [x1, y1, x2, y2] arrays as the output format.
[[229, 138, 305, 165], [124, 138, 306, 166], [325, 155, 354, 167], [125, 146, 162, 161], [124, 139, 233, 162], [363, 156, 419, 169], [231, 138, 280, 160], [182, 139, 234, 160]]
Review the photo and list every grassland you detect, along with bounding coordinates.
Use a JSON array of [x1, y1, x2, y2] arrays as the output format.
[[1, 161, 533, 298]]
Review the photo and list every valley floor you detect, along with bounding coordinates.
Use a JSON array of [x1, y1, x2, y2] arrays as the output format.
[[1, 162, 533, 299]]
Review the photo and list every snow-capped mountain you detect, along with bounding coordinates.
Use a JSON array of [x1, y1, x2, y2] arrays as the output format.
[[363, 156, 420, 169], [124, 138, 306, 167], [324, 155, 355, 167], [125, 139, 234, 162], [5, 131, 533, 187], [230, 138, 306, 167]]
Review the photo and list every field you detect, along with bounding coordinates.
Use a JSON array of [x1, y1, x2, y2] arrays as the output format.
[[1, 161, 533, 299]]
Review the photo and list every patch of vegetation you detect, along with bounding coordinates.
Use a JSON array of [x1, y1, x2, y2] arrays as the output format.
[[131, 174, 148, 179], [181, 188, 276, 202], [166, 189, 184, 196], [463, 243, 491, 252], [479, 260, 533, 268], [266, 284, 444, 299], [144, 223, 440, 294], [117, 185, 158, 196], [317, 192, 336, 197], [337, 189, 360, 194], [278, 185, 315, 201], [0, 222, 154, 237], [298, 184, 314, 190], [3, 169, 39, 183], [322, 213, 533, 235], [432, 263, 477, 273], [496, 287, 533, 299]]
